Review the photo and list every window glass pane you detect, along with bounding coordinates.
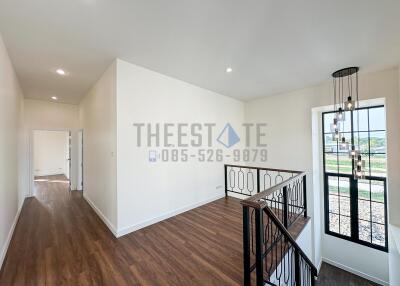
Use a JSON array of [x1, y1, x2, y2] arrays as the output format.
[[353, 132, 369, 153], [324, 134, 337, 153], [369, 131, 386, 154], [338, 153, 352, 174], [358, 179, 371, 200], [328, 176, 338, 195], [324, 113, 335, 133], [353, 109, 369, 132], [325, 153, 338, 173], [329, 213, 339, 233], [339, 196, 350, 216], [358, 200, 371, 221], [369, 107, 385, 131], [371, 180, 385, 203], [371, 202, 385, 224], [340, 216, 351, 237], [329, 194, 339, 214], [370, 154, 386, 177], [372, 223, 385, 246], [359, 220, 371, 243], [339, 177, 350, 197]]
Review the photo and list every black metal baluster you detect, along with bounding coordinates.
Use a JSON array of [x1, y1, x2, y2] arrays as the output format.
[[303, 175, 307, 217], [224, 165, 228, 197], [295, 250, 301, 286], [283, 186, 289, 229], [238, 168, 244, 193], [243, 206, 251, 286], [229, 167, 235, 190]]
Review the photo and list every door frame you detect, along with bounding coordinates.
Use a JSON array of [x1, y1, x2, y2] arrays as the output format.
[[77, 129, 84, 191], [29, 129, 72, 196]]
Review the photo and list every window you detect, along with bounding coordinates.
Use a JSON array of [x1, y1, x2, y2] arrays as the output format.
[[322, 105, 388, 251]]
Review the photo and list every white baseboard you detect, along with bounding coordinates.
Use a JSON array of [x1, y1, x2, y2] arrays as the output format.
[[322, 257, 389, 286], [116, 193, 226, 238], [83, 194, 118, 237], [0, 202, 23, 270]]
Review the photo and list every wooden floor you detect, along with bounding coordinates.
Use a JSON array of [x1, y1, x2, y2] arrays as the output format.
[[0, 175, 310, 285], [316, 263, 381, 286]]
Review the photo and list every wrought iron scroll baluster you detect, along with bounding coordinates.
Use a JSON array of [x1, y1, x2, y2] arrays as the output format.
[[224, 164, 314, 286], [238, 168, 244, 191]]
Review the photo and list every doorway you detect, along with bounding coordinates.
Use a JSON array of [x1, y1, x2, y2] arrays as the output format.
[[32, 130, 71, 195]]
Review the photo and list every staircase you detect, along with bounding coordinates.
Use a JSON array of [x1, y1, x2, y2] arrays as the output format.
[[225, 165, 318, 286]]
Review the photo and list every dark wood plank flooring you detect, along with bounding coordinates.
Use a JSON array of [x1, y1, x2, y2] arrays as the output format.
[[0, 175, 311, 285], [316, 263, 381, 286]]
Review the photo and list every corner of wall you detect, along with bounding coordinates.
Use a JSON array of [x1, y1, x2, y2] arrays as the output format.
[[78, 59, 118, 232]]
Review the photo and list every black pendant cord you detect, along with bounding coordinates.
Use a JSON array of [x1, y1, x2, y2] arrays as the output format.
[[356, 72, 360, 151], [333, 77, 336, 112], [350, 73, 353, 100], [339, 76, 341, 111], [341, 75, 344, 110], [347, 73, 351, 102]]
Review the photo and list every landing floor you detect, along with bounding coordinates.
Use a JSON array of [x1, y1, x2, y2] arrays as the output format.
[[0, 175, 362, 285]]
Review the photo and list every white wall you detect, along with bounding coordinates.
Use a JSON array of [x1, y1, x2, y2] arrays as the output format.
[[116, 59, 244, 236], [33, 130, 70, 177], [245, 68, 400, 285], [388, 66, 400, 286], [79, 61, 117, 232], [389, 225, 400, 286], [24, 99, 79, 191], [0, 35, 24, 269]]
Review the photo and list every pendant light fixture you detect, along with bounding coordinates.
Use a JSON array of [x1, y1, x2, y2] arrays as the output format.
[[331, 67, 365, 179]]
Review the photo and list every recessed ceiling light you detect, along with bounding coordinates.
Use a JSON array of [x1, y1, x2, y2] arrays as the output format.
[[56, 69, 66, 75], [226, 67, 233, 73], [51, 96, 58, 100]]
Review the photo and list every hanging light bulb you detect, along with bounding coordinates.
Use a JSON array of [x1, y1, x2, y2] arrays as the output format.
[[354, 166, 364, 179], [330, 118, 340, 132], [353, 154, 366, 179], [340, 136, 349, 151], [346, 96, 355, 111], [336, 107, 345, 122], [349, 145, 357, 158], [356, 154, 365, 168], [332, 129, 339, 141], [357, 160, 365, 167]]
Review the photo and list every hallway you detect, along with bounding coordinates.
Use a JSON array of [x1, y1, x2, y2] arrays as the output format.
[[0, 175, 118, 285]]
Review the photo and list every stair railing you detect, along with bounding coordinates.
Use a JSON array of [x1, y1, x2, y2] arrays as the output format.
[[224, 164, 317, 286]]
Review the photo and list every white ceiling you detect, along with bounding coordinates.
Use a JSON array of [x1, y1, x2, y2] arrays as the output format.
[[0, 0, 400, 104]]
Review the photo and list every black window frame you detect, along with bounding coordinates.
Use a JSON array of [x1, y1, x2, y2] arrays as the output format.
[[322, 105, 388, 252]]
